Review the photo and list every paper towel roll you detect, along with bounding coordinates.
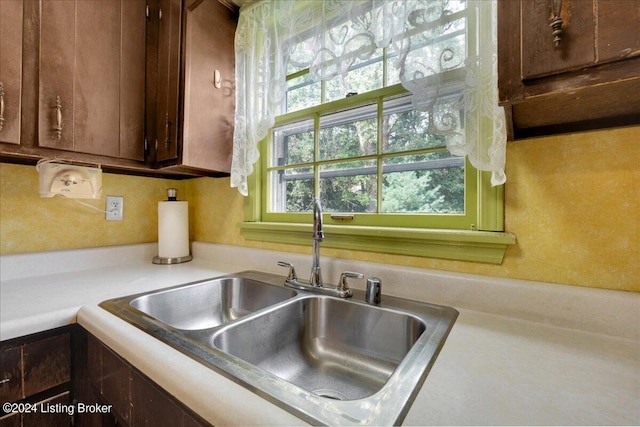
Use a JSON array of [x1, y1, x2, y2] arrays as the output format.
[[158, 201, 189, 259]]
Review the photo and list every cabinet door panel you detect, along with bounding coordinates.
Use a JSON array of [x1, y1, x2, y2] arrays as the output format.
[[74, 0, 121, 157], [598, 1, 640, 63], [521, 0, 595, 79], [0, 0, 23, 145], [39, 0, 75, 149], [23, 333, 70, 397], [120, 0, 147, 161]]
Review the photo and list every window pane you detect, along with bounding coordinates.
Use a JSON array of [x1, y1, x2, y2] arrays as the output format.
[[286, 73, 321, 113], [319, 105, 377, 160], [325, 51, 384, 102], [271, 119, 314, 167], [270, 167, 314, 213], [382, 96, 446, 153], [320, 160, 377, 213], [382, 153, 464, 213]]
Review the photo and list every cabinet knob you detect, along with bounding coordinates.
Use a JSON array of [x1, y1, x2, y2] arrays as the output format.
[[549, 0, 564, 47], [54, 95, 63, 139]]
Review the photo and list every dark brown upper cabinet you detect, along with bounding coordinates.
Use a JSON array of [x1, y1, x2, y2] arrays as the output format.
[[150, 0, 237, 175], [0, 0, 237, 178], [498, 0, 640, 140], [38, 0, 146, 161], [0, 0, 24, 146]]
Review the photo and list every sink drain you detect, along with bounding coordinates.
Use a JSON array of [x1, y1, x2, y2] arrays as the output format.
[[313, 389, 349, 401]]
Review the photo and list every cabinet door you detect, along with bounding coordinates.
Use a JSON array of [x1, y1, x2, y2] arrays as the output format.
[[181, 0, 235, 172], [155, 0, 182, 162], [39, 0, 146, 160], [0, 0, 23, 145], [83, 331, 212, 427]]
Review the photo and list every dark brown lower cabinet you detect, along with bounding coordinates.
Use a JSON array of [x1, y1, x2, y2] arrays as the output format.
[[0, 327, 72, 427], [1, 326, 211, 427], [78, 330, 212, 427]]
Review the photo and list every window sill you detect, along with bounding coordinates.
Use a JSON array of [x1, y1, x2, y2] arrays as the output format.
[[238, 222, 516, 264]]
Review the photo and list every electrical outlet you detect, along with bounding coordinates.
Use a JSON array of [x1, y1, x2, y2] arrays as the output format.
[[106, 196, 124, 221]]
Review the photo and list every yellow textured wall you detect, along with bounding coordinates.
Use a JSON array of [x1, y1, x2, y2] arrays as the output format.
[[1, 126, 638, 291], [0, 163, 185, 254], [186, 126, 639, 292]]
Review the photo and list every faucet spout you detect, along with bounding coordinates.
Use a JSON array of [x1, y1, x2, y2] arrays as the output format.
[[310, 198, 323, 286], [312, 198, 324, 242]]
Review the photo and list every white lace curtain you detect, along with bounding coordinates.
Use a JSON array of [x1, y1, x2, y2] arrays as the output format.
[[231, 0, 506, 196]]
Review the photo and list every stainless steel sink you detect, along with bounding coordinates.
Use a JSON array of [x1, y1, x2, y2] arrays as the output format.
[[100, 271, 458, 426], [129, 276, 296, 330], [213, 296, 425, 400]]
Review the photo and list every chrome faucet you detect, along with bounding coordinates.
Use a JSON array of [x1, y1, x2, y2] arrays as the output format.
[[277, 198, 363, 298], [310, 198, 324, 287]]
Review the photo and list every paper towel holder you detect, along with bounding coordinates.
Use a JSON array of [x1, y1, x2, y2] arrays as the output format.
[[153, 188, 193, 265]]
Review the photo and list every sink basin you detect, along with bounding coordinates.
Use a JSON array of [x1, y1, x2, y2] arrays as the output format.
[[213, 296, 425, 400], [100, 271, 458, 425], [130, 276, 296, 330]]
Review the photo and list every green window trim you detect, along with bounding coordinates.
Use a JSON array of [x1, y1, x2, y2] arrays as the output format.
[[240, 151, 516, 264], [239, 221, 515, 264]]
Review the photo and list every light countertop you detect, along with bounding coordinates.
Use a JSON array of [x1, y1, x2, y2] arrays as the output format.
[[2, 243, 639, 425]]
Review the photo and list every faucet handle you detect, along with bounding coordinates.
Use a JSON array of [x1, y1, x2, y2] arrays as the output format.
[[338, 271, 363, 293], [277, 261, 298, 281]]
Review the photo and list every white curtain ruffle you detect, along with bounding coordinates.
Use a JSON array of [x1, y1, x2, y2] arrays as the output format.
[[231, 0, 506, 196]]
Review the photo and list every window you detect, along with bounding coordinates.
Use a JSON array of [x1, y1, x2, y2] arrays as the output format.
[[238, 0, 514, 263]]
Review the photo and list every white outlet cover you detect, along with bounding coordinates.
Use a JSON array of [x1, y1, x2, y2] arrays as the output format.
[[38, 163, 102, 199]]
